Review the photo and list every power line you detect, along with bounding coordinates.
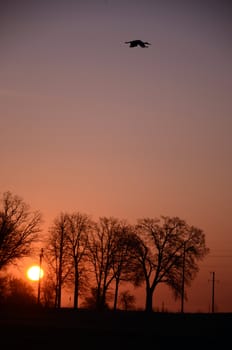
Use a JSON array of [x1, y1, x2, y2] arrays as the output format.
[[207, 255, 232, 258]]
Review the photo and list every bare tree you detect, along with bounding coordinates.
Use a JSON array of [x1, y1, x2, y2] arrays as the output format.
[[0, 191, 42, 271], [87, 216, 120, 310], [40, 273, 57, 308], [119, 290, 136, 311], [65, 212, 93, 309], [111, 221, 143, 311], [135, 216, 210, 312], [45, 212, 71, 308]]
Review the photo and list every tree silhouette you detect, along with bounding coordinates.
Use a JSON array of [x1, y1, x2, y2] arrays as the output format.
[[45, 212, 71, 308], [135, 216, 210, 312], [119, 290, 136, 310], [0, 274, 36, 308], [81, 287, 112, 310], [65, 212, 93, 309], [87, 216, 121, 310], [40, 273, 57, 308], [0, 191, 42, 271], [0, 193, 211, 313], [111, 221, 144, 310]]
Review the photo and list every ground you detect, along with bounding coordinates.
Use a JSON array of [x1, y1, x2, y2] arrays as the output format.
[[0, 307, 231, 349]]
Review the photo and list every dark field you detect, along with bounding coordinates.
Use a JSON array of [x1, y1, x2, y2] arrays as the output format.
[[0, 308, 231, 349]]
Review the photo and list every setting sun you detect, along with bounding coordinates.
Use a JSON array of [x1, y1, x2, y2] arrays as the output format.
[[27, 265, 44, 281]]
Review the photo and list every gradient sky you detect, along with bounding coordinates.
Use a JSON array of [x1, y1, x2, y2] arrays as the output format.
[[1, 0, 232, 312]]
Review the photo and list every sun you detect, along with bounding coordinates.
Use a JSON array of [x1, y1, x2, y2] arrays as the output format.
[[27, 265, 44, 281]]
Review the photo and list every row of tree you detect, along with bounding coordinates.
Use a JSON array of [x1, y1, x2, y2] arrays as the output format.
[[0, 191, 210, 312]]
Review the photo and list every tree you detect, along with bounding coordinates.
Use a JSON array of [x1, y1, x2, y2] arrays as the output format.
[[135, 216, 210, 312], [0, 274, 8, 305], [0, 274, 37, 308], [65, 212, 92, 309], [119, 290, 136, 311], [45, 212, 71, 308], [111, 221, 143, 311], [0, 191, 42, 271], [87, 216, 121, 310], [81, 287, 111, 310], [87, 217, 143, 311], [40, 273, 57, 308]]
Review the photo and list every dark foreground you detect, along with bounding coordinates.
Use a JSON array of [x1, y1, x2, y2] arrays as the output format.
[[0, 308, 231, 349]]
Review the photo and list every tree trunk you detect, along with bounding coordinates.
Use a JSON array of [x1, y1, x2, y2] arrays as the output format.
[[113, 278, 120, 311], [145, 286, 153, 312], [73, 277, 79, 309]]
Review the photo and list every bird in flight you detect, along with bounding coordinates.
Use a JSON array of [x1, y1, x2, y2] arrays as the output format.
[[125, 40, 151, 48]]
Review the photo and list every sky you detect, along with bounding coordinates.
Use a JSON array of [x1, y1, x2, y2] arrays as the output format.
[[1, 0, 232, 312]]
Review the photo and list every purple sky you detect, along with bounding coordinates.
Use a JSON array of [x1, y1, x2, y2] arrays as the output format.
[[1, 0, 232, 312]]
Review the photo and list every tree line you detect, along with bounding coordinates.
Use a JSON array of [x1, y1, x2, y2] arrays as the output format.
[[0, 191, 210, 312]]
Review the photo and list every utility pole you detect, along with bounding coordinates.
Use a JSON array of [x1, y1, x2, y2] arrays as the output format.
[[210, 271, 215, 313], [37, 248, 44, 305], [181, 241, 186, 313]]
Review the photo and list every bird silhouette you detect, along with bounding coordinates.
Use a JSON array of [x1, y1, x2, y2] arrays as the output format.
[[125, 40, 151, 48]]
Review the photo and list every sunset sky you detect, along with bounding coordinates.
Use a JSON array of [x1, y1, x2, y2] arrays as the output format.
[[1, 0, 232, 312]]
